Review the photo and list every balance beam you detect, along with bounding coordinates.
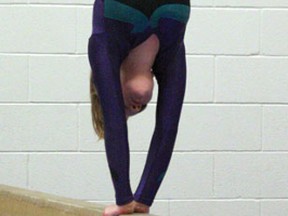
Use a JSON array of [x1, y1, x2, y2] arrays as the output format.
[[0, 184, 158, 216]]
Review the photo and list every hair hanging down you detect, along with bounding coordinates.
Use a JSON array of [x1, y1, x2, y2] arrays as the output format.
[[90, 70, 105, 140]]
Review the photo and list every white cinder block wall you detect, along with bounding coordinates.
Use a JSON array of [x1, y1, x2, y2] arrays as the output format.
[[0, 0, 288, 215]]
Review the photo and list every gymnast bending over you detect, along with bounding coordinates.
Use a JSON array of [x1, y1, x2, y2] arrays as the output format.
[[88, 0, 190, 215]]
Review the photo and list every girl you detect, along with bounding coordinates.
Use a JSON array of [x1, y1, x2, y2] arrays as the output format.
[[88, 0, 190, 215]]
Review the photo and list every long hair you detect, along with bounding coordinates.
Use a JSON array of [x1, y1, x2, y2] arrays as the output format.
[[90, 69, 151, 141], [90, 70, 105, 140]]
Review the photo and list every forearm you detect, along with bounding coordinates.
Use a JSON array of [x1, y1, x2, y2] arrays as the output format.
[[88, 33, 134, 205], [134, 41, 187, 206]]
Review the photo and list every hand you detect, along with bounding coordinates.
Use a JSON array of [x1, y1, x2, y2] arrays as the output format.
[[102, 200, 150, 216], [132, 200, 150, 214], [102, 200, 134, 216]]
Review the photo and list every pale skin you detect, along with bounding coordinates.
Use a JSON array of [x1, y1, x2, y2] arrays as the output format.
[[103, 34, 160, 216], [121, 34, 160, 119]]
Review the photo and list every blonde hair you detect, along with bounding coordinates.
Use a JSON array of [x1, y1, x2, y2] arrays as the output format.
[[90, 70, 105, 140]]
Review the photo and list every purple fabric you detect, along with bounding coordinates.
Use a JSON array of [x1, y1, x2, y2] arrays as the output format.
[[88, 0, 190, 207]]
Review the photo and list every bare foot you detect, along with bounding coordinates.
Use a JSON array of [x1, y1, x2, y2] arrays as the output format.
[[132, 200, 150, 214], [102, 201, 134, 216]]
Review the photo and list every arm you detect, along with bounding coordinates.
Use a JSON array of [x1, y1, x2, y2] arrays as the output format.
[[88, 31, 133, 206], [133, 22, 187, 206]]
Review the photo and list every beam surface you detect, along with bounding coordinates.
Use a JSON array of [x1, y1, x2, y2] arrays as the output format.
[[0, 184, 158, 216]]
